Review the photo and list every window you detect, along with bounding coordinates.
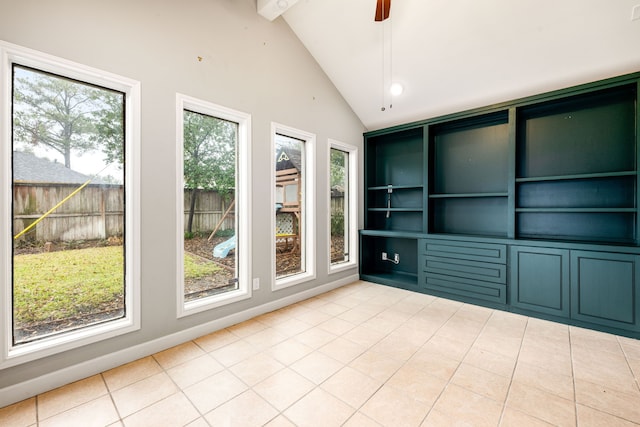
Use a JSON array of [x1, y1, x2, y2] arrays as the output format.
[[272, 124, 315, 289], [1, 41, 140, 366], [329, 140, 358, 272], [176, 94, 251, 316]]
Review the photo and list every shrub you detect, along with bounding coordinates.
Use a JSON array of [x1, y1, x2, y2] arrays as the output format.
[[331, 212, 344, 236]]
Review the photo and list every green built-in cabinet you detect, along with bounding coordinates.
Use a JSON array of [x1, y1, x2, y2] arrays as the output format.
[[360, 71, 640, 338]]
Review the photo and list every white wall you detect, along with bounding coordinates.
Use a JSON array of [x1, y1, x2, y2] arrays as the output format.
[[0, 0, 365, 404]]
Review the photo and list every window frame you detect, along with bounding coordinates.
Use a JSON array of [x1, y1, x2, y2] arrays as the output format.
[[271, 123, 316, 290], [328, 139, 358, 273], [176, 94, 252, 317], [0, 40, 141, 368]]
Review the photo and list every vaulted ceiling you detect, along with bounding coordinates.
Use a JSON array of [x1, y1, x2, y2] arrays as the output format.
[[272, 0, 640, 131]]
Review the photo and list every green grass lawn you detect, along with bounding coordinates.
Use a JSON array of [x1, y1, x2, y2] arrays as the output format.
[[13, 247, 221, 325]]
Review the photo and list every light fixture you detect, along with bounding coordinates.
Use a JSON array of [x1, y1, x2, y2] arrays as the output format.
[[376, 0, 394, 111], [390, 83, 403, 96]]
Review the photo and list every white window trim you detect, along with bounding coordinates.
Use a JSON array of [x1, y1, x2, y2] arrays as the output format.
[[176, 94, 252, 317], [328, 139, 358, 274], [271, 123, 316, 291], [0, 40, 141, 368]]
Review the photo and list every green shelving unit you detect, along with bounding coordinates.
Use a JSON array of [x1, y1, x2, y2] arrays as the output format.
[[360, 71, 640, 338]]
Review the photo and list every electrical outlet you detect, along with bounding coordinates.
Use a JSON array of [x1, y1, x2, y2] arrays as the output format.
[[252, 278, 260, 290], [393, 253, 400, 263], [382, 252, 388, 260], [633, 4, 640, 21]]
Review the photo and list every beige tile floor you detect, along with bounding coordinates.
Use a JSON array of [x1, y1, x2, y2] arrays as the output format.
[[2, 280, 640, 426]]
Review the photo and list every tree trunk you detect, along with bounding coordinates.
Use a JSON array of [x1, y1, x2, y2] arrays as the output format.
[[187, 188, 198, 233], [64, 147, 72, 169]]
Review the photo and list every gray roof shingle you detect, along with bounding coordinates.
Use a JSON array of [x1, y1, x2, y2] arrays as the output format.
[[13, 151, 106, 185]]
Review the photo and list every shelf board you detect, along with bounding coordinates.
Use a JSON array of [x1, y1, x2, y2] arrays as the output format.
[[516, 208, 637, 213], [368, 208, 423, 212], [429, 192, 508, 199], [360, 229, 424, 238], [360, 271, 417, 287], [368, 185, 424, 191], [515, 171, 637, 183]]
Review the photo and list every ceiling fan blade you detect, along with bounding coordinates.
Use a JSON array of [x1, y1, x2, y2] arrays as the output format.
[[375, 0, 391, 21]]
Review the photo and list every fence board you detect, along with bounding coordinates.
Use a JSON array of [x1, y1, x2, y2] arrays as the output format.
[[13, 184, 235, 242]]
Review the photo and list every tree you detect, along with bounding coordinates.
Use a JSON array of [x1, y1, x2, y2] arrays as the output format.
[[330, 148, 346, 189], [183, 110, 236, 234], [13, 66, 123, 170], [91, 90, 125, 168]]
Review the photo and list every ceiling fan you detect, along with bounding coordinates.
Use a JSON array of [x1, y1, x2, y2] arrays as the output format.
[[375, 0, 391, 21]]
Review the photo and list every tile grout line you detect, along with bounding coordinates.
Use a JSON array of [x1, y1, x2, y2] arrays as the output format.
[[339, 293, 448, 426], [100, 372, 126, 426], [568, 326, 579, 426], [150, 349, 211, 426], [196, 285, 366, 425], [496, 316, 529, 426], [617, 335, 640, 395], [263, 286, 384, 423], [404, 299, 486, 426], [426, 304, 508, 426]]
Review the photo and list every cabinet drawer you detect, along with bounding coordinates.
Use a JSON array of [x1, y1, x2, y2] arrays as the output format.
[[423, 273, 507, 304], [423, 256, 507, 284], [421, 239, 506, 264]]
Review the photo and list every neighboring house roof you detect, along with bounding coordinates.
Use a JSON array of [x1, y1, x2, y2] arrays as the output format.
[[275, 147, 302, 172], [331, 185, 344, 197], [13, 151, 107, 185]]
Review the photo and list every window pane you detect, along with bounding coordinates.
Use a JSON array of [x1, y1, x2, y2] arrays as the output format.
[[275, 134, 304, 278], [183, 110, 238, 302], [12, 65, 125, 344], [330, 148, 349, 265]]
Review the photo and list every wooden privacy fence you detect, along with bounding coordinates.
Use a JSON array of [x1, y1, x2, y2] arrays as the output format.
[[13, 183, 124, 243], [13, 184, 235, 243], [183, 190, 235, 234], [331, 194, 344, 216]]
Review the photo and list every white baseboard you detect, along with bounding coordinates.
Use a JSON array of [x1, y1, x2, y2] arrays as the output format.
[[0, 274, 359, 408]]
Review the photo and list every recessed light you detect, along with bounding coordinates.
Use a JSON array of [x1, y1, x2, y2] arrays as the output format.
[[390, 83, 403, 96]]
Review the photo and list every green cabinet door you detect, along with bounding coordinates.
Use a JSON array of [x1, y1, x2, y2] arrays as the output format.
[[570, 251, 640, 332], [510, 246, 570, 317]]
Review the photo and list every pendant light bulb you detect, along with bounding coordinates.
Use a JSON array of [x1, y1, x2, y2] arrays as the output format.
[[390, 83, 403, 96]]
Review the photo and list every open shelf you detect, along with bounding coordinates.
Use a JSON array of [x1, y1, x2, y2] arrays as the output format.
[[431, 196, 509, 237], [517, 212, 636, 244], [430, 111, 509, 195], [429, 111, 510, 237], [517, 175, 635, 210], [514, 84, 637, 245], [360, 234, 418, 288], [366, 127, 424, 188], [365, 126, 425, 233], [360, 272, 418, 288], [517, 85, 636, 179]]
